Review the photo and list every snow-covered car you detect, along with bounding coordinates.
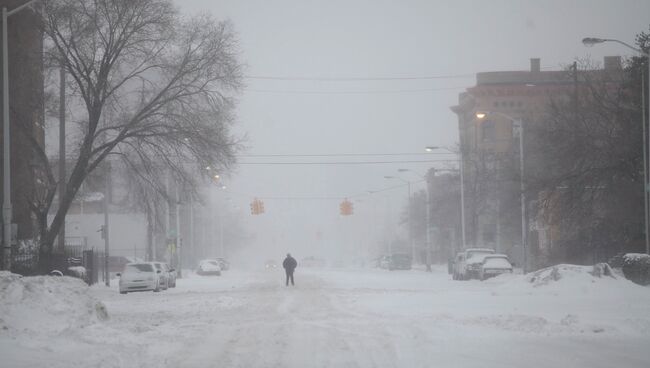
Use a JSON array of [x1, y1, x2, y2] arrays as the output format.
[[118, 263, 162, 294], [265, 259, 278, 269], [453, 248, 495, 280], [197, 259, 222, 276], [215, 257, 230, 271], [153, 262, 170, 290], [479, 254, 513, 280]]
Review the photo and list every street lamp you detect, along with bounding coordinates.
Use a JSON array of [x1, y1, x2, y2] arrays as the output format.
[[582, 36, 650, 255], [2, 0, 41, 270], [424, 146, 467, 250], [384, 175, 414, 263], [476, 111, 528, 272]]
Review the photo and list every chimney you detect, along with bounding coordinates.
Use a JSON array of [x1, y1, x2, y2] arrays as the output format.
[[603, 56, 622, 71], [530, 58, 540, 72]]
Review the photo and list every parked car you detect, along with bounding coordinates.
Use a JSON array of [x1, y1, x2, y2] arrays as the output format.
[[265, 259, 278, 269], [389, 253, 412, 270], [215, 257, 230, 271], [153, 262, 170, 290], [479, 254, 513, 280], [197, 259, 222, 276], [453, 248, 495, 280], [378, 255, 391, 269], [118, 262, 162, 294]]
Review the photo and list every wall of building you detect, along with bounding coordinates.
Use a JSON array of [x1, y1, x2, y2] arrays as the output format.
[[0, 1, 44, 241]]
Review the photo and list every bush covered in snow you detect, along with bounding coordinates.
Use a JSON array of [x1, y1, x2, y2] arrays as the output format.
[[0, 271, 108, 334], [621, 253, 650, 286]]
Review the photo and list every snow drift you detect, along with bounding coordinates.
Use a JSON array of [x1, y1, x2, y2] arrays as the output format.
[[526, 264, 615, 287], [0, 271, 108, 334]]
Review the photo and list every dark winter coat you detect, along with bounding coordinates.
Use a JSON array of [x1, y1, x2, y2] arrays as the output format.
[[283, 256, 298, 272]]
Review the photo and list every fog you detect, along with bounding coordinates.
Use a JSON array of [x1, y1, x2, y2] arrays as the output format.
[[174, 0, 650, 265], [5, 1, 650, 367]]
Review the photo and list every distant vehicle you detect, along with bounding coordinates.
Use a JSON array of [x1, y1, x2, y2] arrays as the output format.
[[197, 259, 222, 276], [302, 256, 326, 267], [378, 255, 391, 269], [152, 262, 170, 290], [453, 248, 495, 280], [215, 257, 230, 271], [389, 253, 412, 270], [118, 262, 162, 294], [265, 259, 278, 269], [479, 254, 513, 280]]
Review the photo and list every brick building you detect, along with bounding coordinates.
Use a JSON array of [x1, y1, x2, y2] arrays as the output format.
[[451, 57, 622, 267]]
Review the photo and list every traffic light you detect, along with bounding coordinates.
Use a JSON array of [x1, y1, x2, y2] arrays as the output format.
[[339, 199, 353, 216], [250, 198, 265, 215]]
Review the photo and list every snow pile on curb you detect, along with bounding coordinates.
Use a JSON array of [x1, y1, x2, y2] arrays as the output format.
[[0, 271, 108, 334], [526, 264, 615, 287]]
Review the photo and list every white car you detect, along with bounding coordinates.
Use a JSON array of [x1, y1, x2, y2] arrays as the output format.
[[479, 254, 513, 280], [453, 248, 495, 280], [118, 263, 162, 294], [197, 259, 222, 276]]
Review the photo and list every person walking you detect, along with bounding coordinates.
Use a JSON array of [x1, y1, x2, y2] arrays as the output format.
[[283, 253, 298, 286]]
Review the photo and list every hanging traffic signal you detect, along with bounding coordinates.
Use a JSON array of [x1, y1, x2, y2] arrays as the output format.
[[340, 199, 353, 216], [250, 198, 265, 215]]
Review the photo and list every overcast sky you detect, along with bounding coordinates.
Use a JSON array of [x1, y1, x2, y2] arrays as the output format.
[[174, 0, 650, 260]]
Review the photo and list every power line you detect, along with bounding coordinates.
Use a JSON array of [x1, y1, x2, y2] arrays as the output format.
[[242, 65, 557, 83], [237, 159, 457, 165], [245, 86, 465, 95], [243, 74, 474, 81], [237, 152, 455, 158], [223, 180, 421, 201]]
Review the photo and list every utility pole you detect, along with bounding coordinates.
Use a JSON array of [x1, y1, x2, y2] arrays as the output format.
[[517, 119, 528, 273], [641, 72, 650, 254], [175, 184, 182, 277], [103, 163, 110, 287], [189, 195, 194, 266], [57, 64, 66, 253], [495, 159, 501, 253], [219, 206, 224, 257], [425, 169, 433, 272]]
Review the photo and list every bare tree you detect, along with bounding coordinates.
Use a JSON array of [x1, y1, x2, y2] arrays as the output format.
[[527, 53, 645, 263], [30, 0, 243, 266]]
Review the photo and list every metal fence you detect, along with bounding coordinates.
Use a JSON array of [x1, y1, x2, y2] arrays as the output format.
[[10, 246, 106, 285]]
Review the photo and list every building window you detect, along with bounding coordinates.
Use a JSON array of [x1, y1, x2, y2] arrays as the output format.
[[481, 120, 496, 142]]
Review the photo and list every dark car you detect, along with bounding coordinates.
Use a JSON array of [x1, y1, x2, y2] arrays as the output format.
[[389, 253, 412, 270]]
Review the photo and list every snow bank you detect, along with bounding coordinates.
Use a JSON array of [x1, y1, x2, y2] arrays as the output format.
[[526, 264, 615, 287], [0, 271, 108, 334]]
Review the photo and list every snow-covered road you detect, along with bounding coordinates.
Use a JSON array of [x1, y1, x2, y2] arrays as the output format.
[[3, 266, 650, 368]]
